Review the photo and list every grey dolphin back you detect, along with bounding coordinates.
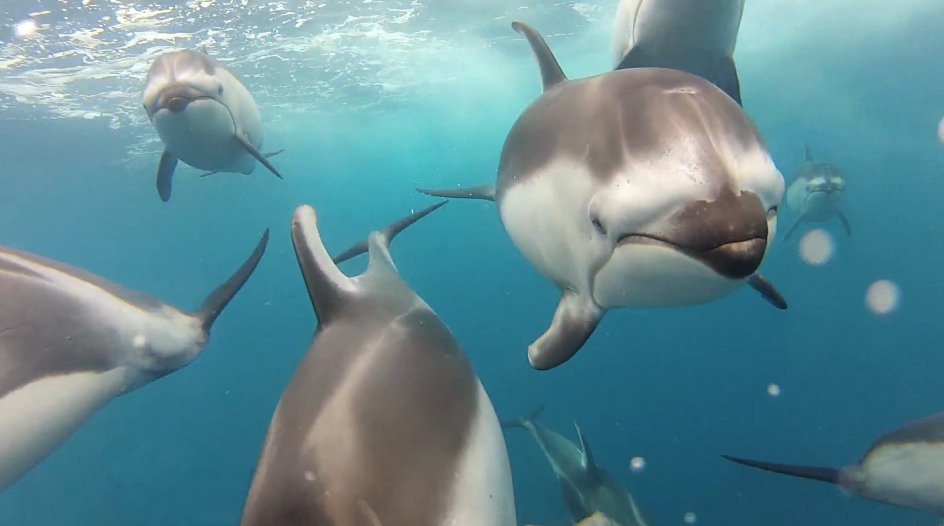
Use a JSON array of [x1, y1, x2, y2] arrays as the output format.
[[721, 454, 841, 485], [511, 21, 568, 91], [194, 229, 270, 331], [864, 412, 944, 457]]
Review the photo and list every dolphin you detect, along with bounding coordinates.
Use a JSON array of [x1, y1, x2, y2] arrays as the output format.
[[0, 229, 268, 491], [723, 412, 944, 515], [783, 145, 851, 240], [504, 407, 651, 526], [528, 512, 620, 526], [239, 202, 516, 526], [611, 0, 746, 105], [418, 21, 787, 370], [142, 48, 284, 202]]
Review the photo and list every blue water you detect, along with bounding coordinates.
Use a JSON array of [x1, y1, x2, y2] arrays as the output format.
[[2, 1, 944, 525]]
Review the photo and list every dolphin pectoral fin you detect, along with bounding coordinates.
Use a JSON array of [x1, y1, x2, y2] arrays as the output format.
[[573, 422, 599, 474], [331, 201, 448, 268], [713, 55, 742, 106], [157, 150, 178, 202], [782, 216, 804, 241], [194, 229, 270, 331], [235, 132, 284, 179], [748, 274, 788, 310], [528, 292, 603, 370], [722, 455, 841, 485], [511, 21, 568, 91], [417, 184, 495, 202], [838, 211, 852, 236], [199, 151, 283, 178]]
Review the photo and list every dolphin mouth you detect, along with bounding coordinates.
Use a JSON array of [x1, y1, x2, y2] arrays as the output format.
[[148, 84, 215, 117], [618, 233, 767, 279]]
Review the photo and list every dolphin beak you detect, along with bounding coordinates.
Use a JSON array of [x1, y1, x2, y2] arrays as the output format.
[[149, 84, 209, 116], [619, 190, 769, 279]]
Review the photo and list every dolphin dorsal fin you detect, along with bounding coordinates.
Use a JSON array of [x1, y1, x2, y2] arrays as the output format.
[[291, 206, 355, 323], [512, 21, 568, 91], [803, 144, 813, 162], [332, 202, 448, 279], [574, 422, 598, 473]]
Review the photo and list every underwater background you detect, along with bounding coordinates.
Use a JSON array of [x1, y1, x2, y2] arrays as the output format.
[[1, 0, 944, 524]]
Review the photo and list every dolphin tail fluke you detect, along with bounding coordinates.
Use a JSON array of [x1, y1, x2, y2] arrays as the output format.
[[713, 55, 742, 106], [194, 229, 270, 331], [500, 404, 546, 430], [416, 185, 495, 202], [157, 150, 178, 202], [722, 455, 841, 485], [235, 132, 284, 179], [528, 291, 603, 370], [511, 21, 568, 91], [838, 211, 852, 237], [747, 274, 788, 310], [331, 201, 448, 266]]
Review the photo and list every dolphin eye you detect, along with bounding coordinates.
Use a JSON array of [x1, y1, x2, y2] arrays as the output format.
[[218, 85, 224, 95]]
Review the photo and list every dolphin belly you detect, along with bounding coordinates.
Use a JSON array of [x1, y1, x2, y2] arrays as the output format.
[[857, 443, 944, 515], [152, 100, 254, 173], [0, 367, 132, 491], [439, 382, 516, 525]]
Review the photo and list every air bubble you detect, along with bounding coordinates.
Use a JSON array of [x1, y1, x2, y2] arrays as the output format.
[[683, 512, 697, 524], [798, 229, 834, 266], [866, 280, 900, 315], [767, 383, 781, 397], [630, 457, 646, 473]]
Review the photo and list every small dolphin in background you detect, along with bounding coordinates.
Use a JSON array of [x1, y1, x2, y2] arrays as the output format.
[[611, 0, 746, 105], [504, 407, 651, 526], [783, 145, 851, 240], [240, 202, 516, 526], [419, 21, 786, 370], [723, 412, 944, 515], [527, 512, 619, 526], [142, 48, 284, 202], [0, 229, 269, 491]]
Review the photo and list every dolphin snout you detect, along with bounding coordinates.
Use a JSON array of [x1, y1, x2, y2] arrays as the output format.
[[147, 84, 209, 117], [617, 190, 769, 279]]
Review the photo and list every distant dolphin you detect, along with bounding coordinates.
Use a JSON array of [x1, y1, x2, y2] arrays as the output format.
[[0, 229, 268, 491], [528, 512, 619, 526], [783, 145, 851, 240], [723, 412, 944, 515], [239, 202, 516, 526], [504, 407, 651, 526], [142, 48, 284, 202], [612, 0, 746, 105], [419, 21, 787, 370]]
